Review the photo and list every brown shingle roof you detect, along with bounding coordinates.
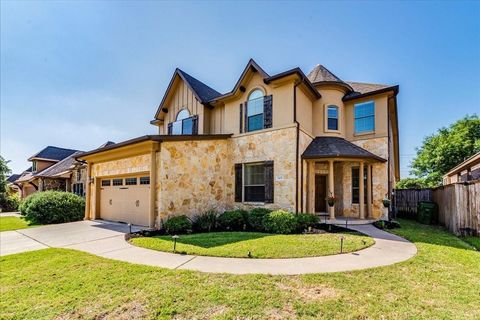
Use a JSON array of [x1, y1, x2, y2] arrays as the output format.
[[343, 81, 398, 101], [302, 137, 386, 162], [307, 65, 343, 83], [35, 151, 84, 178]]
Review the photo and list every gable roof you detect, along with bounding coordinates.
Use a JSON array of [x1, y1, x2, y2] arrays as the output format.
[[28, 146, 79, 162], [97, 141, 116, 148], [343, 82, 399, 101], [35, 151, 84, 178], [302, 137, 386, 162], [444, 152, 480, 178]]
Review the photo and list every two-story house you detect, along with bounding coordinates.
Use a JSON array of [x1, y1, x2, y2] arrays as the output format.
[[78, 59, 400, 227]]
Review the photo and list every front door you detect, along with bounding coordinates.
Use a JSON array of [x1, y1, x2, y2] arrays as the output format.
[[315, 175, 327, 212]]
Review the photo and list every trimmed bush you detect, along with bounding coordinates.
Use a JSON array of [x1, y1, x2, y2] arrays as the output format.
[[218, 210, 247, 231], [22, 191, 85, 224], [264, 210, 297, 234], [164, 215, 192, 235], [192, 210, 218, 232], [248, 208, 272, 231], [19, 194, 36, 216], [295, 213, 319, 232]]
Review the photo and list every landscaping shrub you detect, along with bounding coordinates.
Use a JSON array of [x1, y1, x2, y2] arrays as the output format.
[[247, 208, 272, 231], [295, 213, 319, 232], [164, 215, 192, 234], [217, 209, 247, 231], [22, 191, 85, 224], [264, 210, 297, 234], [0, 192, 20, 212], [192, 210, 218, 232], [19, 194, 36, 216]]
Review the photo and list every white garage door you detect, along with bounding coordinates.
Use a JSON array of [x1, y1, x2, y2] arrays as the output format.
[[99, 176, 150, 226]]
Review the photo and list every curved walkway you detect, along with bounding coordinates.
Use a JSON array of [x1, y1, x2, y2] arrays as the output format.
[[0, 220, 417, 275]]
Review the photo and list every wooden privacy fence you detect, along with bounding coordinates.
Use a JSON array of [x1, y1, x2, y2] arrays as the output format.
[[394, 181, 480, 236], [432, 181, 479, 236], [393, 188, 433, 218]]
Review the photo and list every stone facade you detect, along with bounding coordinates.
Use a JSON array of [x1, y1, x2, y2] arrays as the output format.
[[91, 154, 151, 177], [39, 178, 66, 192]]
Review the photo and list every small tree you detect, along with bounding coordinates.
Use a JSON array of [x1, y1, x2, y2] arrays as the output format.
[[410, 115, 480, 187], [395, 177, 428, 189]]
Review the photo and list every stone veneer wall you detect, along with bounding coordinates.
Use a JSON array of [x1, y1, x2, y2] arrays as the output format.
[[157, 139, 233, 220], [231, 126, 298, 211]]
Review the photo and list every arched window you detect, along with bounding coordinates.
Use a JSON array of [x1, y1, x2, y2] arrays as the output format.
[[327, 105, 339, 130], [247, 89, 264, 132], [171, 109, 194, 135]]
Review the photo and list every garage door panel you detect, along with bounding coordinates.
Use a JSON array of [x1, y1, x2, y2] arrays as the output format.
[[99, 177, 150, 226]]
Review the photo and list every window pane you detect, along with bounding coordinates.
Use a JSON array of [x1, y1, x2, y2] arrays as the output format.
[[125, 177, 137, 185], [112, 179, 123, 186], [248, 89, 263, 101], [354, 102, 375, 133], [245, 163, 265, 185], [172, 121, 182, 135], [247, 98, 264, 116], [248, 114, 264, 132], [101, 180, 111, 187], [327, 106, 338, 119], [176, 109, 190, 121], [328, 118, 338, 130], [140, 176, 150, 185], [182, 117, 193, 134], [244, 186, 265, 202]]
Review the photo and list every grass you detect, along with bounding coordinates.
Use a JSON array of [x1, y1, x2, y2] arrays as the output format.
[[1, 219, 479, 319], [130, 231, 374, 258], [462, 236, 480, 250], [0, 216, 34, 232]]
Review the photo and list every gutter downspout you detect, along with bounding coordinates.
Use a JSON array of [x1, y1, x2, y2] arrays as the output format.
[[294, 81, 301, 214], [387, 98, 392, 221]]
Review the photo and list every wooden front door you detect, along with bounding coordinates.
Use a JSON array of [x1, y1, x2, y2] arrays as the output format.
[[315, 175, 327, 212]]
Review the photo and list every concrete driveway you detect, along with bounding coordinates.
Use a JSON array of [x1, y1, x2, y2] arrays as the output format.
[[0, 220, 141, 256]]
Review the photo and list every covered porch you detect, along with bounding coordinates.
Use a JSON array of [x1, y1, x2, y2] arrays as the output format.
[[301, 137, 387, 220]]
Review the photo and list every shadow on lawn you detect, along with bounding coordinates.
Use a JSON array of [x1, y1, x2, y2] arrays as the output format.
[[155, 232, 274, 248], [393, 219, 478, 251]]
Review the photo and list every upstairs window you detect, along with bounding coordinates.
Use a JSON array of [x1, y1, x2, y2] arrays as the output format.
[[168, 109, 197, 135], [247, 89, 264, 132], [327, 105, 339, 130], [354, 101, 375, 133], [32, 161, 37, 172]]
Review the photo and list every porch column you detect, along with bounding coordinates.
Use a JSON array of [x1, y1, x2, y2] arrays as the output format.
[[328, 160, 335, 220], [308, 160, 315, 213], [359, 161, 365, 219], [367, 164, 372, 218]]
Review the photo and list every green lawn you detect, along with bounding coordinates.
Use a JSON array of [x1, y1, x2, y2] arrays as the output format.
[[0, 216, 33, 232], [1, 219, 479, 319], [130, 231, 374, 258]]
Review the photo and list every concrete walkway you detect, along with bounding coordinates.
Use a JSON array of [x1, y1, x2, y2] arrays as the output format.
[[0, 220, 417, 275]]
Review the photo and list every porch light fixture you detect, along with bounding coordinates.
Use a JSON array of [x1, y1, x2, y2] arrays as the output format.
[[172, 235, 179, 252]]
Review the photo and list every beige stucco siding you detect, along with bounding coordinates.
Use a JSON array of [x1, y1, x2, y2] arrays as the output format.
[[296, 87, 313, 135], [345, 94, 389, 141], [312, 87, 347, 138]]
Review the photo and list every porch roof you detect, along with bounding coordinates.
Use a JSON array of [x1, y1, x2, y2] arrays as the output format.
[[302, 137, 386, 162]]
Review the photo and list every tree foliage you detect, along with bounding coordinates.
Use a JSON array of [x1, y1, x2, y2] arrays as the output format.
[[410, 115, 480, 186], [395, 177, 428, 189], [0, 156, 11, 194]]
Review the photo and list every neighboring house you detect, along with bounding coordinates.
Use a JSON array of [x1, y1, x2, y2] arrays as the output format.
[[78, 59, 400, 227], [6, 174, 22, 195], [443, 152, 480, 185], [13, 146, 87, 198]]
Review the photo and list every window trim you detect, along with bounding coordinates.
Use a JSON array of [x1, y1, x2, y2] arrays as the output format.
[[101, 179, 111, 187], [125, 177, 137, 185], [139, 176, 150, 185], [243, 162, 266, 203], [354, 101, 375, 135], [325, 105, 340, 132], [112, 178, 123, 186], [32, 161, 37, 173]]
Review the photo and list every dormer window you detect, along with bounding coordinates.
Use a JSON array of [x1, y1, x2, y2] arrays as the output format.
[[327, 105, 339, 130], [32, 161, 37, 172], [247, 89, 264, 132], [168, 109, 198, 135]]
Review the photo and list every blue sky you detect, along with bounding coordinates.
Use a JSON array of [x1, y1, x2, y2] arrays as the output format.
[[1, 1, 479, 176]]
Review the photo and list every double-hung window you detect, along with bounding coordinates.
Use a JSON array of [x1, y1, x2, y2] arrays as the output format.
[[354, 101, 375, 133], [244, 163, 265, 202], [327, 105, 339, 130], [246, 89, 264, 132]]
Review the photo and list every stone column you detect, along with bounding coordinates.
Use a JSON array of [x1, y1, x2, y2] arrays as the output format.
[[308, 161, 315, 213], [359, 161, 365, 219], [367, 164, 372, 218], [328, 160, 335, 220]]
